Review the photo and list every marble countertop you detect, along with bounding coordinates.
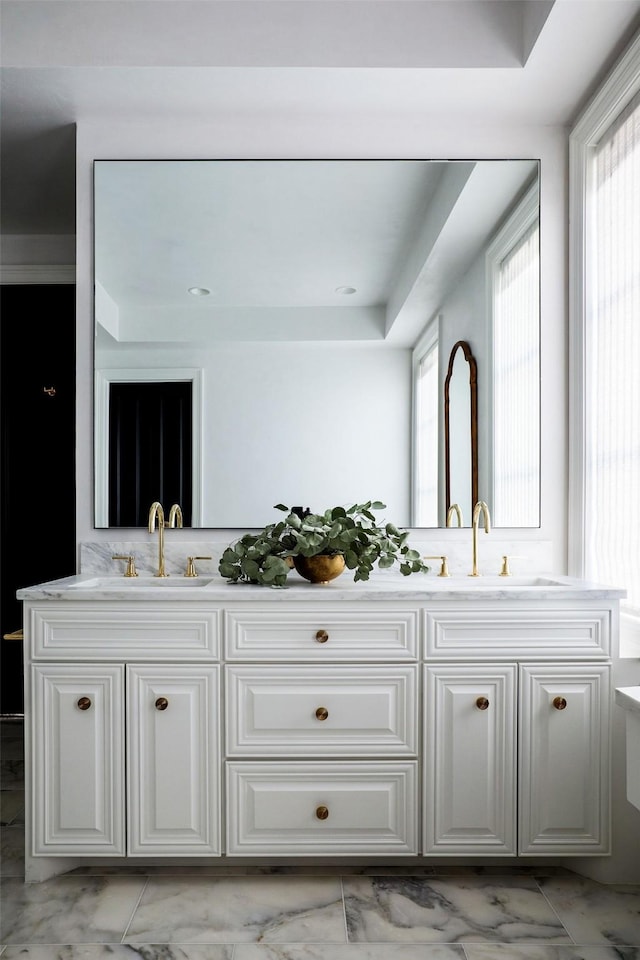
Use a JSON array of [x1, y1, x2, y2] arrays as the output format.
[[16, 571, 626, 603], [615, 686, 640, 716]]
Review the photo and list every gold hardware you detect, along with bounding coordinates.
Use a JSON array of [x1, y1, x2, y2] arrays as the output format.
[[316, 629, 329, 643], [77, 697, 92, 711], [185, 555, 212, 578], [469, 500, 491, 577], [3, 628, 23, 641], [476, 696, 490, 710], [155, 697, 169, 711], [315, 706, 329, 721], [424, 555, 450, 577], [168, 503, 183, 528], [315, 805, 329, 820], [446, 503, 464, 527], [498, 555, 525, 577], [43, 386, 56, 397], [553, 696, 567, 711], [112, 554, 138, 577], [148, 502, 169, 577]]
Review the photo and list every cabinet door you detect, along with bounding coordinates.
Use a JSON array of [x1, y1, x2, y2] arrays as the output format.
[[424, 664, 517, 854], [31, 664, 124, 854], [127, 665, 220, 855], [519, 664, 611, 854]]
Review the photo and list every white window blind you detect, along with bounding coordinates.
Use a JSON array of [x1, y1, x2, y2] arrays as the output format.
[[585, 95, 640, 610], [493, 220, 540, 527]]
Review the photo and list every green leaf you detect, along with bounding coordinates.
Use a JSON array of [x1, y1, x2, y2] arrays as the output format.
[[274, 503, 289, 512]]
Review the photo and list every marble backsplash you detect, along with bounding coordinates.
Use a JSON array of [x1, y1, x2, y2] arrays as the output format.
[[80, 537, 555, 580]]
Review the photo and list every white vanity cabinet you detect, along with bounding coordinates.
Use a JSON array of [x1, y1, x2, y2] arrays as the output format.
[[224, 604, 420, 855], [20, 580, 621, 880], [424, 604, 613, 857], [25, 601, 222, 876]]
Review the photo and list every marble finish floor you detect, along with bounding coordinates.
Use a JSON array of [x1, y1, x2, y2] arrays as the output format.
[[2, 719, 640, 959]]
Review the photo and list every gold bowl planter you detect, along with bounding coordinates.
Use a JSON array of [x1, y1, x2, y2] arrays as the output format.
[[293, 554, 346, 584]]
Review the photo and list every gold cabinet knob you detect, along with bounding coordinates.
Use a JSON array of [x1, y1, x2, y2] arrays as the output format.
[[155, 697, 169, 711], [315, 629, 329, 644], [315, 805, 329, 820], [553, 696, 567, 710], [315, 706, 329, 721], [476, 696, 490, 710], [77, 696, 92, 711]]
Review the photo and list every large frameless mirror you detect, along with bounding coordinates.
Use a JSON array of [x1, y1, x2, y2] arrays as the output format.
[[93, 158, 540, 528]]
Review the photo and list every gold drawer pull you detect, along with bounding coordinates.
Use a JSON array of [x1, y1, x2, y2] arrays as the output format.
[[315, 805, 329, 820], [77, 697, 92, 711], [315, 706, 329, 721], [553, 696, 567, 711], [155, 697, 169, 711], [315, 629, 329, 644], [476, 697, 490, 710]]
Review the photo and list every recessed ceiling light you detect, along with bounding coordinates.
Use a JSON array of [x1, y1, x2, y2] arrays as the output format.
[[188, 286, 210, 296], [335, 286, 357, 295]]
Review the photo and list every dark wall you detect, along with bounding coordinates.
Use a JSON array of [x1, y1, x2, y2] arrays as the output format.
[[1, 284, 76, 714]]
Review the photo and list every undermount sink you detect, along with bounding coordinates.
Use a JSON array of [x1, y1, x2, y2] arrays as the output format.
[[70, 576, 215, 588], [431, 576, 567, 587]]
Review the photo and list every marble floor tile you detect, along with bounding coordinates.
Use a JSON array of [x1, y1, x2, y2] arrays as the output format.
[[538, 876, 640, 947], [0, 790, 24, 825], [0, 876, 148, 944], [0, 759, 24, 790], [0, 947, 233, 959], [123, 875, 347, 944], [465, 947, 640, 960], [343, 875, 572, 944], [0, 824, 25, 877], [233, 944, 466, 958]]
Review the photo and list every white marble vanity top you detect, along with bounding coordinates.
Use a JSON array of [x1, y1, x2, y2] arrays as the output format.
[[17, 571, 626, 603]]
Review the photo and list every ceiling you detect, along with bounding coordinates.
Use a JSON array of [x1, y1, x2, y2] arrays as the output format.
[[2, 0, 640, 240]]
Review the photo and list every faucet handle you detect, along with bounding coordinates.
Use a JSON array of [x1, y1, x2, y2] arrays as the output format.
[[185, 555, 212, 578], [112, 554, 138, 578], [499, 555, 525, 577], [424, 555, 451, 578]]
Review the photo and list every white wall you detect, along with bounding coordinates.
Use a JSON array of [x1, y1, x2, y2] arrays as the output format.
[[97, 340, 411, 526], [76, 118, 567, 564]]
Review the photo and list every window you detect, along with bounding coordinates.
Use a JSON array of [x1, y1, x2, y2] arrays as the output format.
[[413, 321, 439, 526], [487, 183, 541, 527], [570, 32, 640, 646]]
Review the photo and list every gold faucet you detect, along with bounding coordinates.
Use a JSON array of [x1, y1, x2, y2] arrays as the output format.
[[446, 503, 464, 527], [168, 503, 183, 529], [470, 500, 491, 577], [148, 501, 168, 577]]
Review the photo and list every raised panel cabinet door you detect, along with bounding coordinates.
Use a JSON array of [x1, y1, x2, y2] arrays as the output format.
[[31, 664, 125, 855], [424, 664, 517, 854], [127, 665, 221, 855], [519, 664, 611, 854]]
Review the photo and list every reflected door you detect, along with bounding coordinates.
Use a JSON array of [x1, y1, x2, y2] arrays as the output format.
[[108, 381, 192, 526]]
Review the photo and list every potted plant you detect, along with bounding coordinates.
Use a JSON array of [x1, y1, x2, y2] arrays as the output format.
[[218, 501, 431, 586]]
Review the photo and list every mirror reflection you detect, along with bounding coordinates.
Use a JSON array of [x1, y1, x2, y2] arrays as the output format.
[[94, 159, 540, 528]]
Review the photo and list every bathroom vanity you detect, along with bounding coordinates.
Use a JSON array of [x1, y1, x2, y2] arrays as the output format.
[[18, 572, 622, 881]]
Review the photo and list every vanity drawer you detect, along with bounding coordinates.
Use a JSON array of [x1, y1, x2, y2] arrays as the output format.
[[226, 665, 417, 756], [424, 606, 611, 660], [224, 605, 418, 661], [226, 761, 417, 855], [28, 603, 221, 660]]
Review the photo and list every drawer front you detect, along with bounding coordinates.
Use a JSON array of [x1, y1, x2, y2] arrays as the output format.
[[226, 761, 417, 855], [28, 602, 221, 660], [225, 605, 418, 661], [226, 665, 417, 756], [424, 606, 611, 660]]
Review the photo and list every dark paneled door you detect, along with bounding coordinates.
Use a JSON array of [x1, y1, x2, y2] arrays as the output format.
[[108, 381, 192, 527], [1, 285, 76, 715]]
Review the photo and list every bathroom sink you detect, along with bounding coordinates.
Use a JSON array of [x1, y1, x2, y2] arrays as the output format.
[[431, 576, 567, 587], [69, 576, 215, 589]]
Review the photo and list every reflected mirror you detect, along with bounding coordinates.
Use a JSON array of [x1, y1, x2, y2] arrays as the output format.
[[94, 158, 540, 528]]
